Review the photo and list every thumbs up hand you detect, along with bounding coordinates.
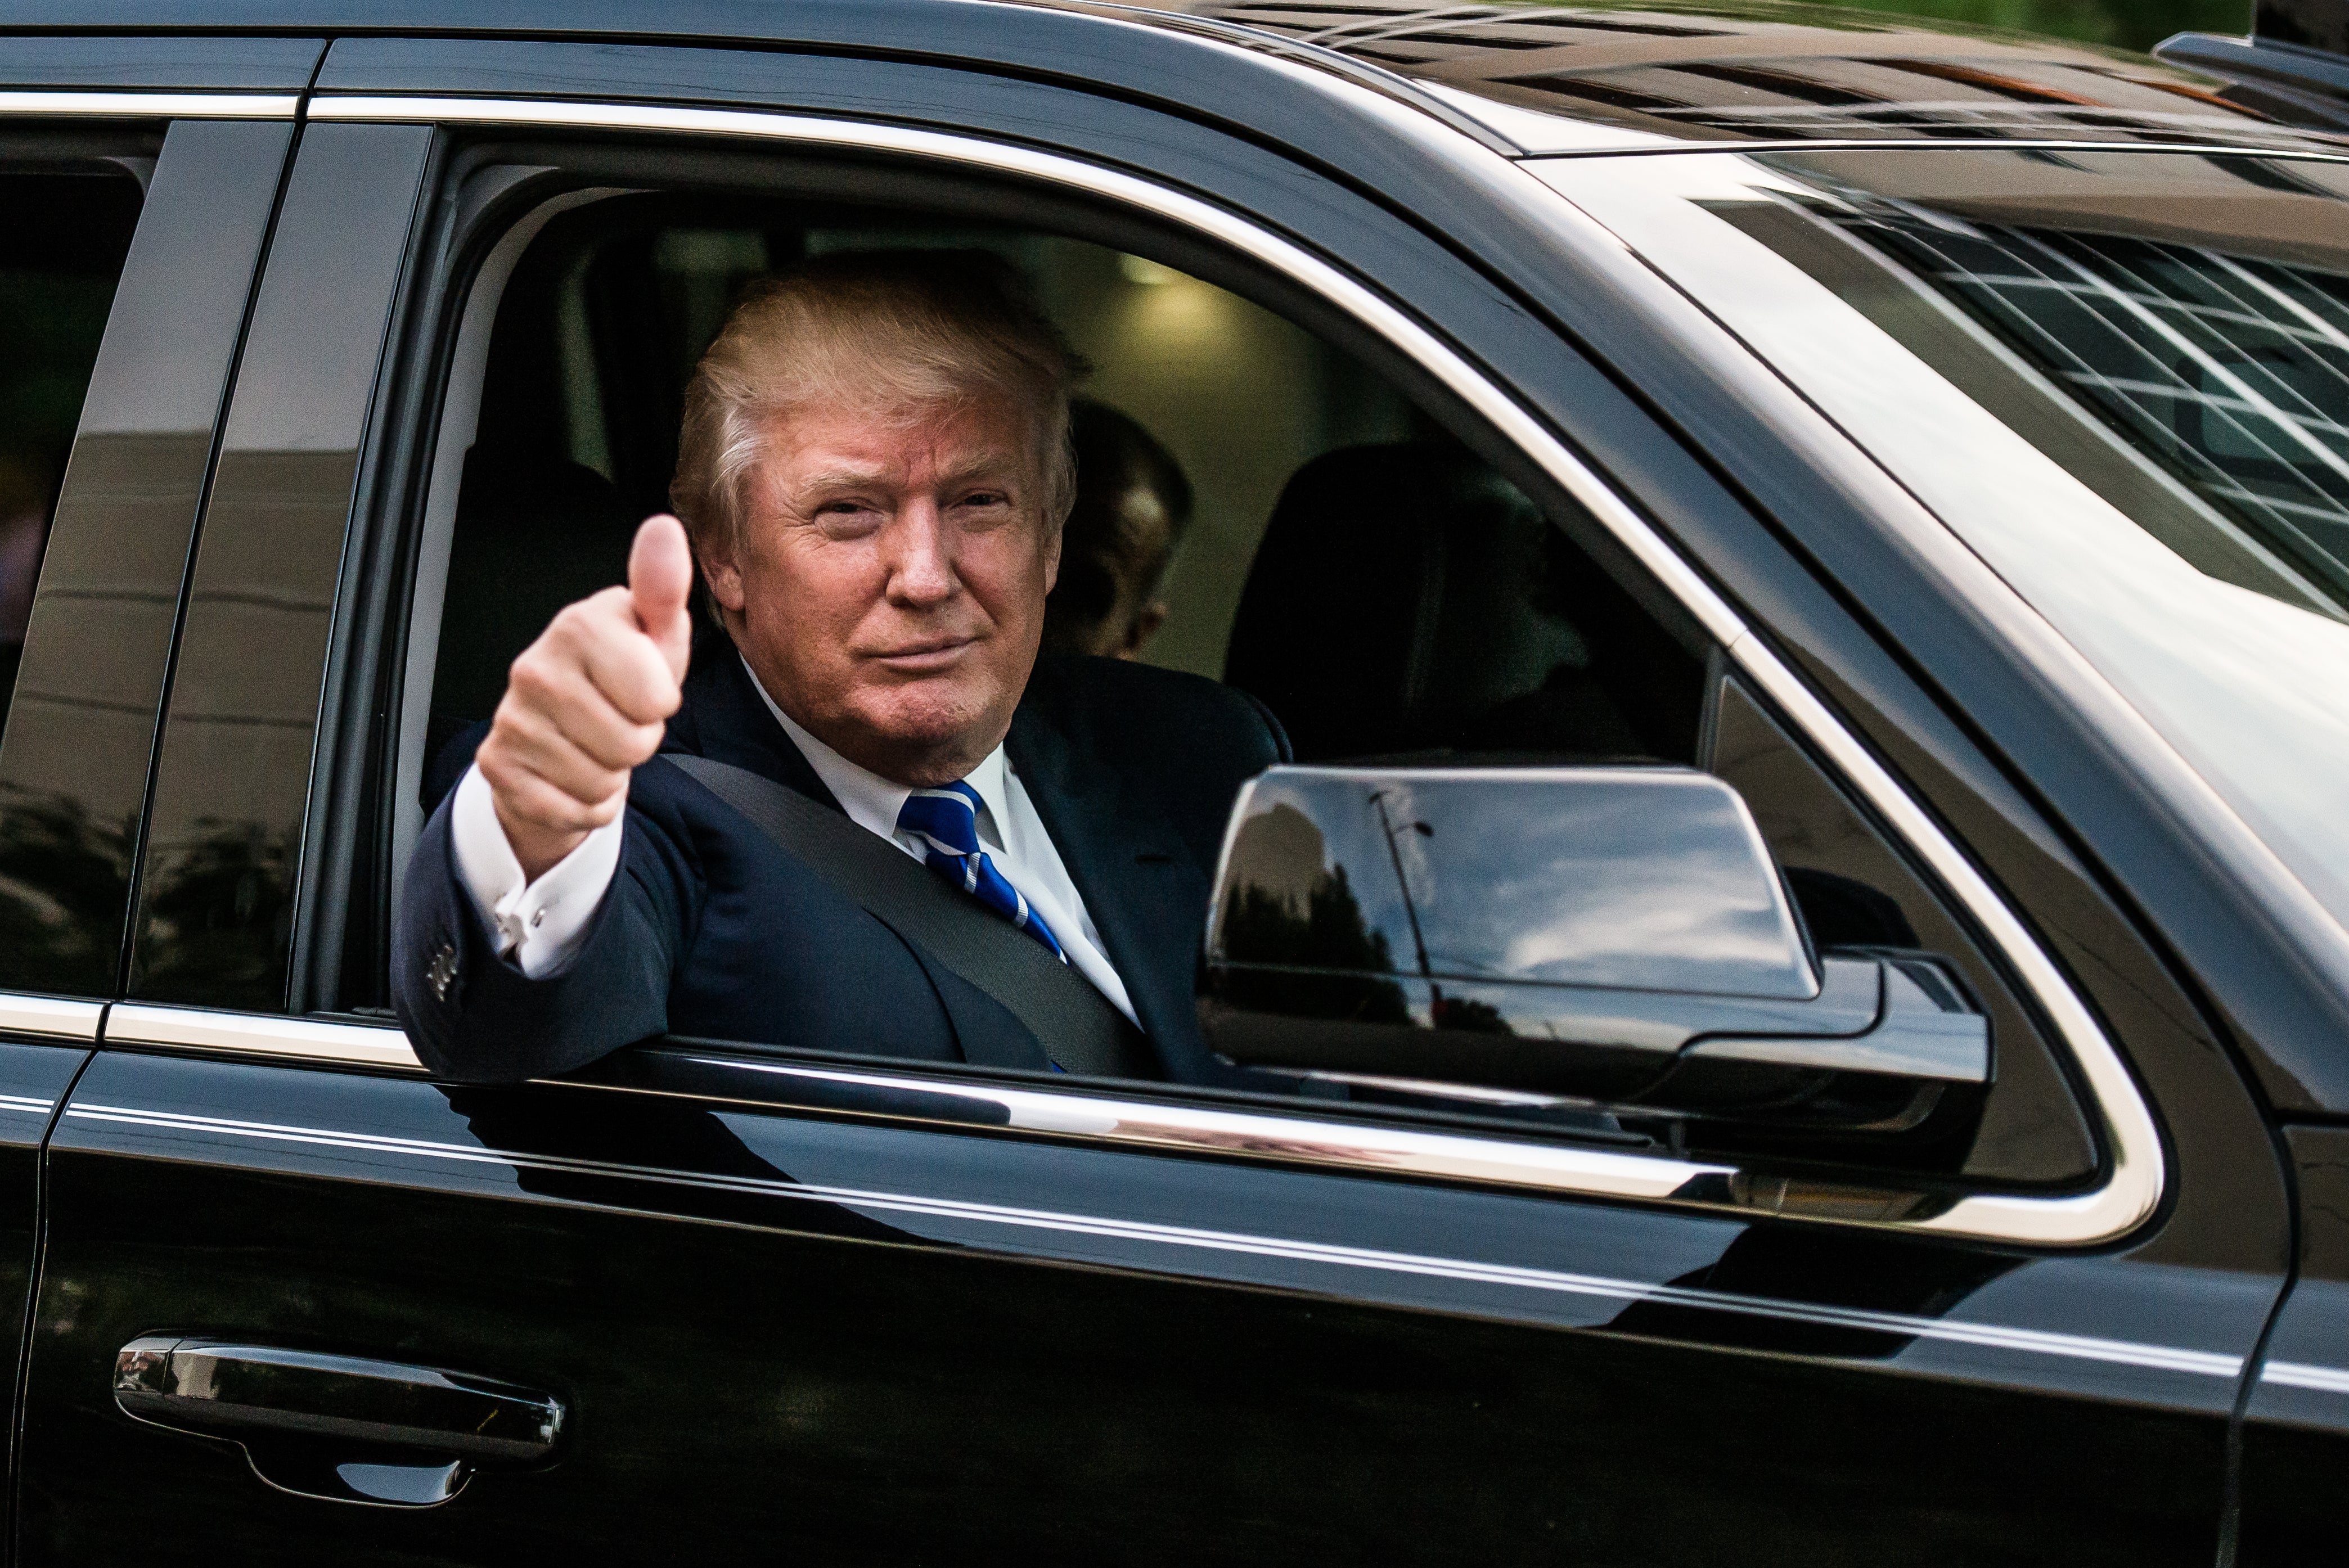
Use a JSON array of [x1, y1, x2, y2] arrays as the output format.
[[478, 515, 695, 880]]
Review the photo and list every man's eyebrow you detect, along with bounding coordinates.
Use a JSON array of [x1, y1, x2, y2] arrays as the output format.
[[936, 450, 1027, 490], [790, 465, 890, 494]]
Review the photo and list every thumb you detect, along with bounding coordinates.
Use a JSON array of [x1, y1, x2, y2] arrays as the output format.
[[629, 513, 694, 684]]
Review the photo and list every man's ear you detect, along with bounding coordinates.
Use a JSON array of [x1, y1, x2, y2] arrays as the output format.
[[1041, 509, 1065, 595], [701, 538, 748, 618]]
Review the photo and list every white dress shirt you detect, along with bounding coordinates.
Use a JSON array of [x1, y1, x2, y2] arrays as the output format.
[[448, 656, 1139, 1024]]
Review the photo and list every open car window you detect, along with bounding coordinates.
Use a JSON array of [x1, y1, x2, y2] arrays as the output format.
[[383, 169, 2095, 1194]]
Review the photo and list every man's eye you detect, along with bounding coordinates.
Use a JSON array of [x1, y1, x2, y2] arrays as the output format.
[[814, 501, 881, 530], [960, 492, 1010, 510]]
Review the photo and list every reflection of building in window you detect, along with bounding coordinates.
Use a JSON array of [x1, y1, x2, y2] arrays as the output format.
[[1213, 801, 1411, 1025], [1194, 2, 2320, 148], [1855, 216, 2349, 605]]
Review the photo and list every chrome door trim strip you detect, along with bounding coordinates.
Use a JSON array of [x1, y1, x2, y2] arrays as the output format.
[[0, 1094, 59, 1116], [103, 1004, 422, 1071], [285, 94, 2156, 1244], [668, 1056, 1730, 1199], [0, 993, 105, 1042], [64, 1100, 2242, 1381], [2262, 1360, 2349, 1395], [0, 92, 301, 120]]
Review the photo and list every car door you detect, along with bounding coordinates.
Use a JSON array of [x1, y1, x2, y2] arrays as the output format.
[[16, 20, 2297, 1567], [2238, 1125, 2349, 1563], [0, 32, 311, 1546]]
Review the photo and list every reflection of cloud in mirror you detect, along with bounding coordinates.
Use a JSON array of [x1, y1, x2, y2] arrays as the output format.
[[1234, 770, 1815, 999]]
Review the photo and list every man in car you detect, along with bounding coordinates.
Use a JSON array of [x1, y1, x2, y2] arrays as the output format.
[[394, 251, 1286, 1083]]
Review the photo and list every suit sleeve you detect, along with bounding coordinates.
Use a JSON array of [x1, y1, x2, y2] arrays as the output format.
[[393, 787, 695, 1083]]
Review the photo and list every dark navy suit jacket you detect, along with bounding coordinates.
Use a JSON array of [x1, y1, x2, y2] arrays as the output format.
[[393, 651, 1288, 1084]]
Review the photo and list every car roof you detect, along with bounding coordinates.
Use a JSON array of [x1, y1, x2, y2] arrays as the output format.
[[6, 0, 2346, 158]]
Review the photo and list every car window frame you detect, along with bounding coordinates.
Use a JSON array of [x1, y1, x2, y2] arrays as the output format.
[[83, 85, 2169, 1252]]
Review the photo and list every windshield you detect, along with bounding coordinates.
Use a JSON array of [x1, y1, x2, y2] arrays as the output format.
[[1533, 147, 2349, 931]]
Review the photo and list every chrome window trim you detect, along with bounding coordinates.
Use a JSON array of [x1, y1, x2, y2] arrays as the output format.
[[0, 992, 106, 1042], [264, 93, 2159, 1245], [105, 1004, 424, 1071], [0, 92, 300, 120]]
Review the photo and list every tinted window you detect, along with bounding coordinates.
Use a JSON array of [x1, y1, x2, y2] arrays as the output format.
[[0, 170, 142, 740]]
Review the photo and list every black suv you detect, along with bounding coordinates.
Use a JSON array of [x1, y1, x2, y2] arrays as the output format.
[[0, 3, 2344, 1564]]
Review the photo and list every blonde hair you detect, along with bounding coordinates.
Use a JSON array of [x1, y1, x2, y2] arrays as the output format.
[[672, 250, 1084, 563]]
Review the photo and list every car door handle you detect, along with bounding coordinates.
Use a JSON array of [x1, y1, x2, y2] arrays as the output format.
[[115, 1337, 565, 1507]]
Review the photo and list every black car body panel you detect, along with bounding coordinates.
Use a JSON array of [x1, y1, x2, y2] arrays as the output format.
[[0, 4, 2343, 1563], [15, 1046, 2272, 1564]]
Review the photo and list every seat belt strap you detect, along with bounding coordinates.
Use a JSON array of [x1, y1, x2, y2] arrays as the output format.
[[659, 753, 1154, 1079]]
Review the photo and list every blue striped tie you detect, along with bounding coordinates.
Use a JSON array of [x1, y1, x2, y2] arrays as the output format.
[[896, 782, 1068, 962]]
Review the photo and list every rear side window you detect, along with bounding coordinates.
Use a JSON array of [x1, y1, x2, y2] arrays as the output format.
[[0, 169, 142, 742]]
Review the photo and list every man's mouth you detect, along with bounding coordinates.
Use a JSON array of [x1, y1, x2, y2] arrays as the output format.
[[866, 636, 976, 672]]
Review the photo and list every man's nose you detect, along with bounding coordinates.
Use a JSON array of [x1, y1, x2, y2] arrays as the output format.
[[883, 498, 959, 607]]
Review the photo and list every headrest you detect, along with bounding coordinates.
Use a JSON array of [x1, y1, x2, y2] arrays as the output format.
[[430, 446, 638, 726], [1223, 443, 1608, 760]]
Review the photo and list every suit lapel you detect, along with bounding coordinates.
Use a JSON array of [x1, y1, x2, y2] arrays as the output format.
[[666, 648, 843, 813], [670, 646, 1211, 1078], [669, 647, 1059, 1069], [1008, 699, 1218, 1084]]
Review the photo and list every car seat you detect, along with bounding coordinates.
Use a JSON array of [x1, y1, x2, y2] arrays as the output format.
[[1222, 443, 1654, 762]]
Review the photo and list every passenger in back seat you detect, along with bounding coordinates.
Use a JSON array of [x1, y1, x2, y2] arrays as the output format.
[[1041, 400, 1192, 661]]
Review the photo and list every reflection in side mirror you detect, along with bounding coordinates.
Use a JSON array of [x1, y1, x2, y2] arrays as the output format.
[[1199, 767, 1990, 1138]]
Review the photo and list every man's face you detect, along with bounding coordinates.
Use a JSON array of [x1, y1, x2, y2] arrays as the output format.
[[1086, 483, 1176, 660], [704, 396, 1061, 787]]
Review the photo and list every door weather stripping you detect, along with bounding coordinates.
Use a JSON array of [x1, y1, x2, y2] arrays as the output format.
[[273, 93, 2159, 1246]]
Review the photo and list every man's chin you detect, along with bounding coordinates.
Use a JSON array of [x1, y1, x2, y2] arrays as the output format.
[[834, 685, 1007, 781]]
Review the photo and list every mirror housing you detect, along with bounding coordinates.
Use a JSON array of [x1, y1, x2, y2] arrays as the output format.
[[1200, 766, 1990, 1134]]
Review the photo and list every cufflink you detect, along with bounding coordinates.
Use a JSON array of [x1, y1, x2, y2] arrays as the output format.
[[426, 941, 460, 1004]]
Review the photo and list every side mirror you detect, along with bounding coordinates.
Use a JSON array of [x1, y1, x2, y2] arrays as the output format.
[[1200, 766, 1990, 1134]]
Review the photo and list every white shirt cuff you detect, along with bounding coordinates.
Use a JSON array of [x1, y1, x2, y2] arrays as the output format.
[[448, 762, 624, 980]]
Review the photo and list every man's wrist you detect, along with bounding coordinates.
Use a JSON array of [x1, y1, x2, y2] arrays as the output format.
[[494, 796, 595, 884]]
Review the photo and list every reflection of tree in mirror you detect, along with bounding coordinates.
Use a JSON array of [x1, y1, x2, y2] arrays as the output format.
[[1217, 804, 1410, 1025], [0, 786, 133, 994], [130, 819, 291, 1008]]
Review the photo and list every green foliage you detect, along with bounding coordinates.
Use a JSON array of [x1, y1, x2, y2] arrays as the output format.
[[1813, 0, 2249, 51], [0, 786, 133, 995]]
